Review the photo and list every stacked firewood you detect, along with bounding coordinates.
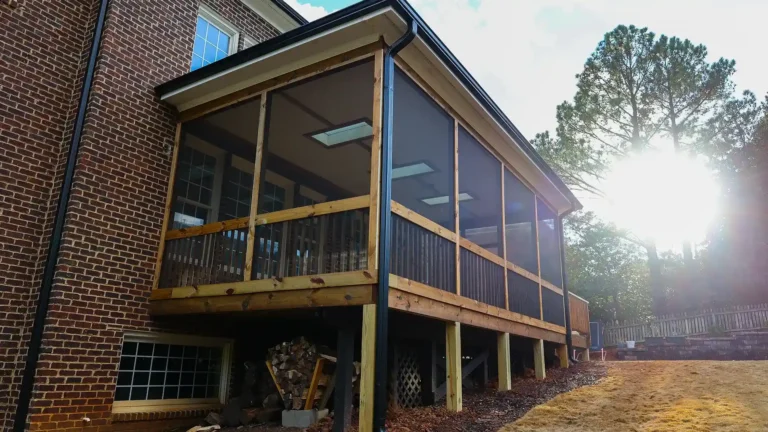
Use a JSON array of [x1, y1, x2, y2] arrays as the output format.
[[267, 337, 321, 410]]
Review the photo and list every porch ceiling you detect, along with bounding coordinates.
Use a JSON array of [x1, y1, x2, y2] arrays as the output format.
[[155, 0, 581, 215]]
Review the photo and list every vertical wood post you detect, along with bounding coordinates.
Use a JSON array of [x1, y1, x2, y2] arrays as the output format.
[[534, 198, 543, 319], [500, 165, 509, 310], [359, 304, 377, 432], [244, 92, 268, 281], [497, 332, 511, 391], [533, 339, 546, 380], [453, 120, 461, 296], [367, 49, 384, 272], [446, 321, 462, 412], [333, 327, 354, 432], [152, 123, 182, 290], [556, 344, 569, 368], [583, 348, 591, 361]]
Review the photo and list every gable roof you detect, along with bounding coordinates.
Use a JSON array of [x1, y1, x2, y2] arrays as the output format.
[[156, 0, 582, 213]]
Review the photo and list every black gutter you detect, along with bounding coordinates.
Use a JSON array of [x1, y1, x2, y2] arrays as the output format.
[[374, 20, 418, 431], [153, 0, 580, 211], [270, 0, 309, 25], [12, 0, 110, 430], [557, 215, 578, 364]]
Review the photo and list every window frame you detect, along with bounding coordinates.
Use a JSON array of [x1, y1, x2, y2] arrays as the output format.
[[112, 332, 233, 414], [193, 5, 240, 71]]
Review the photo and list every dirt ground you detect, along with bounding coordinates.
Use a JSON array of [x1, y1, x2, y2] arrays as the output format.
[[502, 361, 768, 432]]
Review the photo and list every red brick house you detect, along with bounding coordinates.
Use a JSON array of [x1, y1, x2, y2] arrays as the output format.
[[0, 1, 589, 431]]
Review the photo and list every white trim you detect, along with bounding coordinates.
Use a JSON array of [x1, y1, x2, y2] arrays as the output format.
[[240, 0, 302, 33], [242, 34, 258, 49], [198, 4, 241, 56], [162, 8, 392, 101], [113, 331, 234, 411]]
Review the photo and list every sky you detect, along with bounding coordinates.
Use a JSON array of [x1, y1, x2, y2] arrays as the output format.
[[284, 0, 768, 248]]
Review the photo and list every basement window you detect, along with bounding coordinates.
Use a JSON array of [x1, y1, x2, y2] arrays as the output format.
[[112, 332, 232, 413]]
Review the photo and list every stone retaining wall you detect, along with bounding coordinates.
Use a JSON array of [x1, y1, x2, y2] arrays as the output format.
[[617, 331, 768, 361]]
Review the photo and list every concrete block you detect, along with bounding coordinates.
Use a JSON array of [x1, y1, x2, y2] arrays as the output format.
[[281, 409, 328, 428]]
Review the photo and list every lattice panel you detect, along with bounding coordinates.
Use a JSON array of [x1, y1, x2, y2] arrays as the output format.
[[394, 347, 422, 408]]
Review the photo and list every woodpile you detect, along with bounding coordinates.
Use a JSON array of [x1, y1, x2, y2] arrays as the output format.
[[267, 337, 326, 410]]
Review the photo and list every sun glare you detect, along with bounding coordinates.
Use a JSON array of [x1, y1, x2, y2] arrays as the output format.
[[603, 149, 719, 250]]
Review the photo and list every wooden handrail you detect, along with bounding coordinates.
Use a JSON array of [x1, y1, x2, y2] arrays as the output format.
[[391, 200, 457, 242], [254, 195, 369, 226], [165, 217, 249, 240], [163, 195, 370, 241]]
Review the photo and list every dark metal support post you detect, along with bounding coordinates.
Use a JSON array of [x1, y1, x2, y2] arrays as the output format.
[[13, 1, 110, 430], [373, 20, 418, 431], [333, 327, 354, 432], [558, 215, 578, 364]]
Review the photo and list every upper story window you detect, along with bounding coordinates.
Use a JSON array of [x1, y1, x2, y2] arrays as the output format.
[[192, 6, 239, 71]]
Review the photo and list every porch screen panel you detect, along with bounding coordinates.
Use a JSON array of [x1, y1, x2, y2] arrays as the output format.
[[391, 215, 456, 293], [537, 198, 563, 287], [504, 169, 538, 274], [259, 61, 373, 211], [458, 127, 502, 256], [171, 97, 261, 229], [542, 288, 565, 326], [508, 271, 540, 319], [391, 68, 455, 230]]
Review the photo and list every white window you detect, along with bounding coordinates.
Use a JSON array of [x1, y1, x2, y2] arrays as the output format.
[[113, 332, 232, 413], [191, 6, 240, 71]]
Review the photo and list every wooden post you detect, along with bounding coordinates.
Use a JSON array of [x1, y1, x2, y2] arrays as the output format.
[[445, 321, 462, 412], [583, 348, 591, 361], [359, 304, 376, 432], [244, 92, 268, 281], [556, 344, 569, 368], [497, 332, 511, 391], [333, 327, 354, 432], [501, 165, 509, 310], [454, 119, 461, 296], [152, 123, 182, 290], [533, 339, 546, 380], [534, 198, 543, 319], [367, 49, 384, 272]]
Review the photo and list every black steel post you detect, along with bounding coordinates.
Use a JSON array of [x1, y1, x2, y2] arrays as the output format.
[[373, 20, 418, 432], [13, 0, 111, 430]]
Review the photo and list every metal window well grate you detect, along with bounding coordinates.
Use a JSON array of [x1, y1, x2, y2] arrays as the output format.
[[391, 345, 422, 408]]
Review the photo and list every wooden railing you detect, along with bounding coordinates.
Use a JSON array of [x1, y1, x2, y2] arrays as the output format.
[[390, 200, 567, 331], [391, 214, 456, 293], [157, 196, 370, 289], [568, 293, 590, 335], [604, 303, 768, 346]]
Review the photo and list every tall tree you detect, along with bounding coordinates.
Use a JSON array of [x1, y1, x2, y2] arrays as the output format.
[[553, 25, 668, 313], [649, 36, 736, 264]]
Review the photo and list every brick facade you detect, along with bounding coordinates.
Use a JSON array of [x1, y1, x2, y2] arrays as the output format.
[[0, 1, 281, 430]]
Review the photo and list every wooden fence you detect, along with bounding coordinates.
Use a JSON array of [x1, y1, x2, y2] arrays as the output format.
[[604, 303, 768, 346]]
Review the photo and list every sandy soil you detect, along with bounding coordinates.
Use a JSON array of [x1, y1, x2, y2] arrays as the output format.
[[501, 361, 768, 432]]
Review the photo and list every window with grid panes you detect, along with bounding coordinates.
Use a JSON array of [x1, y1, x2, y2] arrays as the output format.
[[172, 146, 217, 229], [114, 338, 226, 403], [219, 167, 253, 220], [191, 14, 234, 71]]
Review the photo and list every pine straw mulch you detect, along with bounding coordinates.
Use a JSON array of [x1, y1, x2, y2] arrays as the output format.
[[308, 361, 606, 432]]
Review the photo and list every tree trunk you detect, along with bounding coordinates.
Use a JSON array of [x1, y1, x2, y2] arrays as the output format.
[[645, 239, 665, 315]]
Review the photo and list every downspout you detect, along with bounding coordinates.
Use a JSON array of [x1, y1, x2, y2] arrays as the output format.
[[557, 215, 578, 364], [374, 20, 418, 432], [13, 0, 110, 430]]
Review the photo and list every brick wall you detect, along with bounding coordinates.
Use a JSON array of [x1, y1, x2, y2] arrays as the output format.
[[0, 0, 280, 431], [0, 0, 98, 429]]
